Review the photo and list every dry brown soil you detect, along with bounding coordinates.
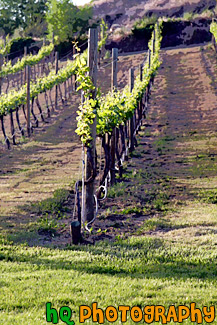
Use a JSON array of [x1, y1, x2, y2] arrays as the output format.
[[92, 44, 217, 242]]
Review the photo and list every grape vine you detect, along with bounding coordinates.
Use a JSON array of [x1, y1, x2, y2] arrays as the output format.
[[0, 52, 86, 116], [0, 20, 109, 119], [98, 19, 108, 51], [76, 21, 163, 146], [210, 21, 217, 43], [0, 43, 54, 78], [0, 36, 12, 57]]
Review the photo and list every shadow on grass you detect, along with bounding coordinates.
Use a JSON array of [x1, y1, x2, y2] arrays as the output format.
[[0, 236, 216, 281]]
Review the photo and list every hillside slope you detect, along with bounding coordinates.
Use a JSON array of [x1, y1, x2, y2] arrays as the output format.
[[92, 0, 216, 28]]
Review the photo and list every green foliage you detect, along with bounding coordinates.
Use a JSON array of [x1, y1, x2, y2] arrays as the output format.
[[104, 50, 110, 59], [0, 35, 33, 58], [76, 22, 162, 146], [0, 0, 48, 36], [0, 50, 87, 116], [210, 21, 217, 43], [133, 15, 158, 31], [46, 0, 92, 43], [98, 19, 108, 51], [152, 192, 170, 212], [25, 188, 70, 216], [121, 206, 143, 215], [183, 11, 194, 21], [0, 43, 54, 77], [199, 189, 217, 204], [0, 21, 107, 143], [37, 214, 58, 235], [73, 51, 98, 145], [107, 182, 126, 198], [97, 22, 162, 136], [141, 217, 172, 231], [0, 35, 12, 56]]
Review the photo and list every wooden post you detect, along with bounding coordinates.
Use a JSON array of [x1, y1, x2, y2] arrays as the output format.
[[84, 28, 98, 223], [0, 53, 3, 94], [55, 51, 59, 111], [41, 38, 46, 75], [101, 24, 105, 60], [140, 63, 143, 82], [24, 46, 27, 83], [10, 112, 16, 145], [52, 32, 55, 64], [129, 68, 134, 152], [148, 49, 151, 68], [1, 116, 10, 149], [110, 48, 118, 185], [111, 48, 118, 91], [152, 29, 155, 55], [26, 65, 31, 136], [98, 26, 101, 67], [139, 63, 143, 124]]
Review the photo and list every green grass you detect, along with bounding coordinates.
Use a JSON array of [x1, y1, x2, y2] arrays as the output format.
[[133, 15, 157, 31], [0, 233, 217, 324], [138, 217, 172, 232], [199, 189, 217, 204], [22, 188, 71, 216], [107, 182, 126, 198]]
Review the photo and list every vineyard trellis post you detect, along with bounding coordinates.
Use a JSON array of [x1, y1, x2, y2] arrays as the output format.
[[0, 53, 3, 94], [24, 46, 27, 83], [152, 29, 156, 55], [27, 65, 31, 137], [55, 51, 59, 111], [84, 28, 98, 223], [52, 32, 55, 64], [110, 48, 118, 185], [101, 24, 105, 60], [129, 68, 135, 152], [73, 46, 77, 91], [148, 49, 151, 68], [98, 26, 101, 67], [139, 63, 143, 124]]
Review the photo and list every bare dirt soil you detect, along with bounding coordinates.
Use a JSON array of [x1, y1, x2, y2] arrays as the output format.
[[91, 44, 217, 243]]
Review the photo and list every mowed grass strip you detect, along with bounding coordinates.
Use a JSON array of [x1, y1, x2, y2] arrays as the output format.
[[0, 229, 217, 324]]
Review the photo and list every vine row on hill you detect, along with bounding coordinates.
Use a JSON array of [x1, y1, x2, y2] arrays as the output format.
[[76, 22, 163, 145], [0, 21, 108, 149], [71, 22, 163, 236], [0, 43, 54, 78]]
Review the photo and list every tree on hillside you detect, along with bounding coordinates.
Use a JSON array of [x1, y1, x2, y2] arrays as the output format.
[[0, 0, 48, 36], [46, 0, 92, 42], [21, 0, 48, 36], [0, 0, 20, 35]]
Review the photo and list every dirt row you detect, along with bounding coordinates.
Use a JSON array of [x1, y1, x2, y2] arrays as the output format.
[[91, 44, 217, 242]]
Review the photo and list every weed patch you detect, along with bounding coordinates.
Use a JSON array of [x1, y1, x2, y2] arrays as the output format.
[[22, 188, 71, 216]]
